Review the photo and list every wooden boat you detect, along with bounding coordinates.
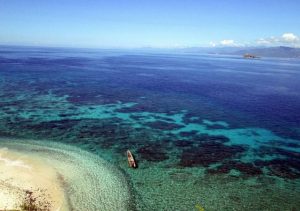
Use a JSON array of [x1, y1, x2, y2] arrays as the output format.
[[127, 150, 137, 168]]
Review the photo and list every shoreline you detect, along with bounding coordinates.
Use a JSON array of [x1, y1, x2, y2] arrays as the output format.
[[0, 138, 131, 211], [0, 147, 68, 210]]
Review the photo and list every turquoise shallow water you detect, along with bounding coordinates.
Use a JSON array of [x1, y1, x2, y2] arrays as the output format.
[[0, 46, 300, 210]]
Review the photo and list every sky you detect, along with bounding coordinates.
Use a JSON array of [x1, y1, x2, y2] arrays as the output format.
[[0, 0, 300, 48]]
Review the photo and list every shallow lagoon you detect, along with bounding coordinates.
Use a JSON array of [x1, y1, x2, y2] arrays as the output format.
[[0, 46, 300, 210]]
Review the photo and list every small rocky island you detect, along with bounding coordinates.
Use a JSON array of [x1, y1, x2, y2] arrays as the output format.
[[243, 53, 260, 59]]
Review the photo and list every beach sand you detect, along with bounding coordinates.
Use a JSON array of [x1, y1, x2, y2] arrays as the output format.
[[0, 138, 131, 211], [0, 147, 68, 210]]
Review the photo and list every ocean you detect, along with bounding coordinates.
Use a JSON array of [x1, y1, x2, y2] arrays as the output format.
[[0, 46, 300, 210]]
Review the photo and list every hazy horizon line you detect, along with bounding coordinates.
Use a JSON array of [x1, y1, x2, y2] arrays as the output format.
[[1, 43, 299, 51]]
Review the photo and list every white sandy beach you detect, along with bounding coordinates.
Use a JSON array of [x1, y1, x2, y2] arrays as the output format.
[[0, 147, 68, 210], [0, 138, 130, 211]]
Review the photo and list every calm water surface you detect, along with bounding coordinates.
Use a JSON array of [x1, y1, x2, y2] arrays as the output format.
[[0, 46, 300, 210]]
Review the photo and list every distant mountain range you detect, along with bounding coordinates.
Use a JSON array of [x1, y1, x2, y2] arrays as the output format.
[[1, 45, 300, 59], [231, 46, 300, 58], [175, 46, 300, 58]]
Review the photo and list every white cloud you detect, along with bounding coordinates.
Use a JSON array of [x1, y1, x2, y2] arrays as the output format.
[[209, 41, 216, 47], [209, 33, 300, 48], [208, 39, 245, 47], [257, 38, 271, 45], [269, 36, 280, 43], [256, 33, 300, 47], [282, 33, 299, 43], [220, 39, 235, 46]]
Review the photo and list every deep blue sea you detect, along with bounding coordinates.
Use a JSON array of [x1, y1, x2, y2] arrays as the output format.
[[0, 46, 300, 210]]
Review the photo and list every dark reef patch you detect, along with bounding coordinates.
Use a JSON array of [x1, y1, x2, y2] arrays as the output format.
[[268, 163, 300, 179], [206, 165, 231, 174], [25, 119, 81, 131], [231, 162, 262, 176], [182, 114, 202, 125], [137, 143, 169, 162], [67, 93, 102, 105], [255, 158, 300, 180], [130, 114, 145, 121], [144, 121, 184, 130], [275, 141, 300, 148], [255, 146, 300, 160], [207, 161, 262, 176], [98, 138, 116, 149], [205, 124, 228, 130], [252, 146, 300, 179], [193, 134, 230, 144], [59, 113, 78, 118], [115, 104, 147, 113], [174, 140, 194, 148], [266, 140, 300, 150], [179, 142, 246, 167], [179, 130, 198, 137], [153, 115, 175, 122]]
